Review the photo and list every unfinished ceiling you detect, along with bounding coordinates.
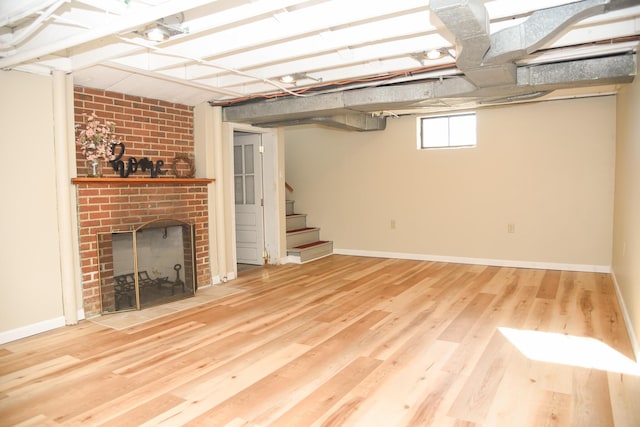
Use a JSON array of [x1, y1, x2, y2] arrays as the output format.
[[1, 0, 639, 130]]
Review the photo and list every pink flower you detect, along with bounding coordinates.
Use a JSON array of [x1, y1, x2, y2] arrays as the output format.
[[75, 112, 119, 161]]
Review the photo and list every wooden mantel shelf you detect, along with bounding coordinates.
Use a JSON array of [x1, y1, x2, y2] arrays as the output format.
[[72, 177, 214, 185]]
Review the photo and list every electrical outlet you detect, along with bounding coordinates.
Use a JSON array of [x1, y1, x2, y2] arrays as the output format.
[[507, 223, 515, 233]]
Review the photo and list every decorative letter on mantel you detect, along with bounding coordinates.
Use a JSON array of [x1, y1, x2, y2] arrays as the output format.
[[110, 142, 168, 178]]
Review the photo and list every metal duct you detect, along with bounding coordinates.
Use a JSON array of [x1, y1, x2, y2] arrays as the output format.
[[430, 0, 489, 64], [430, 0, 639, 87], [222, 54, 635, 128], [483, 0, 632, 65], [251, 113, 387, 132], [222, 0, 638, 130]]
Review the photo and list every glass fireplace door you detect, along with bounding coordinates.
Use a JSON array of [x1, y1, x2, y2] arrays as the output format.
[[98, 219, 196, 313]]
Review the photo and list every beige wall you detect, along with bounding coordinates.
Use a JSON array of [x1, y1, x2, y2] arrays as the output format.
[[613, 76, 640, 354], [285, 96, 616, 269], [0, 71, 65, 337]]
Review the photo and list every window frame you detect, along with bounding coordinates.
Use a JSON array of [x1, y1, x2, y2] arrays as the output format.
[[418, 112, 477, 150]]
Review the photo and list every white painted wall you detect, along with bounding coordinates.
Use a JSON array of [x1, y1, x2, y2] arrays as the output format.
[[0, 71, 65, 339], [284, 96, 616, 270]]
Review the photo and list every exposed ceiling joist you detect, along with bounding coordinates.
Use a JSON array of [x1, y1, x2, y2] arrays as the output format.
[[0, 0, 637, 130]]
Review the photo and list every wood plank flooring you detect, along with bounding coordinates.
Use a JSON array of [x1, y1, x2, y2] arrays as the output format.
[[1, 255, 639, 426]]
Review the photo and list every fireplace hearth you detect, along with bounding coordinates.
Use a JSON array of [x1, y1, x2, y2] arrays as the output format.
[[97, 218, 196, 313]]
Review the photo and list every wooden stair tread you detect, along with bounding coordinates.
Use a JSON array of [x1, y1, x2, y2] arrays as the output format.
[[291, 240, 330, 250], [287, 227, 318, 233], [285, 205, 331, 262]]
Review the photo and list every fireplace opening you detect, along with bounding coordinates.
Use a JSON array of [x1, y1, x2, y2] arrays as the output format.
[[97, 219, 196, 313]]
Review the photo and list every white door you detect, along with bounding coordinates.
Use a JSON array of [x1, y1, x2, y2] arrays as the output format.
[[234, 133, 264, 265]]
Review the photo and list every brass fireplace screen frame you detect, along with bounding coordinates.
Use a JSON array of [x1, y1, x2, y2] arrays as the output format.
[[97, 218, 196, 314]]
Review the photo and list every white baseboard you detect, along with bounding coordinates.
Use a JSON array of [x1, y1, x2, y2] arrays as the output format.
[[333, 248, 611, 273], [611, 270, 640, 361], [271, 256, 294, 265], [1, 306, 88, 344], [281, 253, 335, 265], [211, 271, 237, 285], [0, 316, 66, 345]]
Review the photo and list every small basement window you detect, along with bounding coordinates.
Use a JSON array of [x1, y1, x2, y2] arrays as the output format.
[[418, 113, 476, 149]]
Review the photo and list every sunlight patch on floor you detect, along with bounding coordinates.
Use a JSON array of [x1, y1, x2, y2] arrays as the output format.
[[499, 327, 640, 376]]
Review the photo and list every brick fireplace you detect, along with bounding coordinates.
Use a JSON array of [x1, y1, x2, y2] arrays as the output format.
[[73, 87, 212, 317]]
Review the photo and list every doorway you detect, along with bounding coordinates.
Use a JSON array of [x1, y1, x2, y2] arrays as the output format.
[[225, 123, 280, 279], [234, 132, 264, 267]]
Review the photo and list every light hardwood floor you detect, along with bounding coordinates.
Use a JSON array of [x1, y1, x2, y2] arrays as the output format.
[[1, 255, 639, 426]]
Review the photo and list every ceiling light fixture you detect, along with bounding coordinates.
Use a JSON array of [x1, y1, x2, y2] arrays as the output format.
[[411, 47, 456, 65], [427, 49, 445, 60], [139, 13, 188, 42], [277, 72, 322, 85], [279, 74, 297, 84], [144, 26, 169, 42]]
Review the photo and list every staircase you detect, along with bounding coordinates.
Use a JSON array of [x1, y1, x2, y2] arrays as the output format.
[[286, 200, 333, 263]]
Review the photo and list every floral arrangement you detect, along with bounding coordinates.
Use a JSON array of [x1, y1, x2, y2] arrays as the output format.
[[75, 112, 118, 161]]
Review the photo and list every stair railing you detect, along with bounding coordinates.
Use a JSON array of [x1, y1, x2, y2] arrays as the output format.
[[285, 182, 294, 193]]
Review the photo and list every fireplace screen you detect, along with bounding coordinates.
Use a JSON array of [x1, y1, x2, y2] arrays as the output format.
[[97, 219, 196, 313]]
